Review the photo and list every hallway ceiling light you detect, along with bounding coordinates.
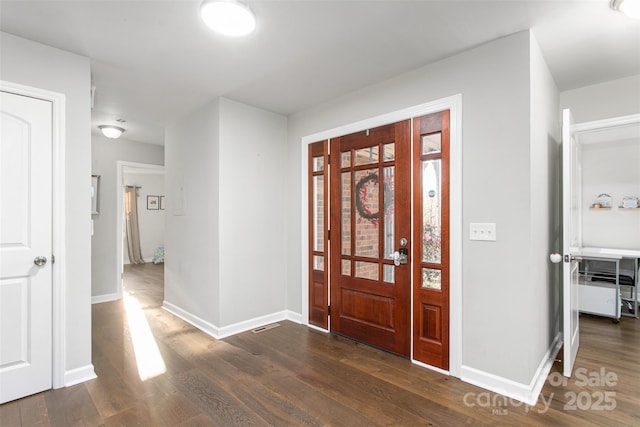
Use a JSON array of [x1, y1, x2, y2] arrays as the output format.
[[611, 0, 640, 18], [200, 0, 256, 37], [99, 125, 125, 139]]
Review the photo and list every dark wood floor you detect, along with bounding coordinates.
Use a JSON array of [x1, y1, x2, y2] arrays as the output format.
[[1, 263, 639, 426]]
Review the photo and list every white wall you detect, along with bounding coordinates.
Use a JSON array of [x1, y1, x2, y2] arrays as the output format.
[[560, 74, 640, 123], [287, 30, 554, 389], [0, 32, 92, 379], [123, 172, 165, 263], [218, 98, 288, 326], [164, 97, 288, 330], [165, 99, 221, 326], [91, 136, 164, 298], [528, 34, 562, 382], [581, 138, 640, 249], [560, 75, 640, 254]]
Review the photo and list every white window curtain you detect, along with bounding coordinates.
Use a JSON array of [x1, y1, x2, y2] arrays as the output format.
[[125, 186, 145, 265]]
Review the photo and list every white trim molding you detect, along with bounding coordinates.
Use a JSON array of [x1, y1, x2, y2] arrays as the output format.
[[1, 80, 67, 390], [285, 310, 303, 324], [461, 332, 562, 406], [123, 257, 155, 265], [162, 301, 221, 338], [217, 311, 297, 338], [91, 293, 121, 305], [307, 324, 330, 334], [64, 365, 97, 387], [572, 113, 640, 134], [412, 359, 450, 376], [299, 94, 463, 378], [162, 302, 302, 340]]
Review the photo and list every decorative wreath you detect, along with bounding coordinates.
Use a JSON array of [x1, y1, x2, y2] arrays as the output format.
[[355, 173, 380, 221]]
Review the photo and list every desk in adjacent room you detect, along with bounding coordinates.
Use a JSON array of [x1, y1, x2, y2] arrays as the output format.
[[578, 247, 639, 321]]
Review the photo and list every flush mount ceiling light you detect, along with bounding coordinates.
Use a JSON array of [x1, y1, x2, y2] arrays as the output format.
[[98, 125, 125, 139], [200, 0, 256, 37], [611, 0, 640, 19]]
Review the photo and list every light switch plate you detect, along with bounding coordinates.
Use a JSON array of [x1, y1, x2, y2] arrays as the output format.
[[469, 223, 496, 241]]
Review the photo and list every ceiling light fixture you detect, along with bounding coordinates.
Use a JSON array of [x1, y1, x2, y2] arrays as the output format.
[[200, 0, 256, 37], [98, 125, 125, 139], [611, 0, 640, 19]]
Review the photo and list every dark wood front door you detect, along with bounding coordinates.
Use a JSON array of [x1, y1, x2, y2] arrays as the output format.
[[329, 121, 411, 356]]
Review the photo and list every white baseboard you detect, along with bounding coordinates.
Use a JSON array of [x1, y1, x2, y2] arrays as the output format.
[[216, 311, 291, 338], [285, 310, 302, 324], [162, 302, 303, 340], [460, 332, 562, 406], [91, 292, 120, 304], [162, 301, 221, 338], [412, 359, 450, 376], [529, 332, 562, 404], [123, 257, 154, 265], [64, 364, 97, 387], [307, 324, 329, 334]]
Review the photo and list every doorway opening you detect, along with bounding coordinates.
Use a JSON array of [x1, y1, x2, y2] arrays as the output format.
[[116, 161, 165, 300], [560, 111, 640, 377]]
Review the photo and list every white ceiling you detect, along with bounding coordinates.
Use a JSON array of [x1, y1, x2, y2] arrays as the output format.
[[1, 0, 639, 145]]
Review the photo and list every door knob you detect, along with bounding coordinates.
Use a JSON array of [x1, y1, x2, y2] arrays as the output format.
[[33, 256, 47, 266]]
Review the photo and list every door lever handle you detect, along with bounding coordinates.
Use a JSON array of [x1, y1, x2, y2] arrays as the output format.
[[390, 249, 408, 266]]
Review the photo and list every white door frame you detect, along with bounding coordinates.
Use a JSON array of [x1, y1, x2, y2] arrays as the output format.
[[1, 80, 67, 389], [572, 113, 640, 134], [116, 161, 165, 298], [299, 94, 463, 377]]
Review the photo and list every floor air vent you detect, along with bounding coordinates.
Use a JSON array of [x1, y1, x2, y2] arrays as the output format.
[[251, 323, 280, 333]]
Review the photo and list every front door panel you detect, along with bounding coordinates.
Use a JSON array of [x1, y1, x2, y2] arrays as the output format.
[[330, 121, 411, 356]]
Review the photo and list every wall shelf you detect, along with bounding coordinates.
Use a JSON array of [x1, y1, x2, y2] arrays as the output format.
[[588, 207, 640, 210]]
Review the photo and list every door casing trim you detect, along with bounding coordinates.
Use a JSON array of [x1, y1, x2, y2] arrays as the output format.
[[1, 80, 67, 389], [300, 94, 462, 377]]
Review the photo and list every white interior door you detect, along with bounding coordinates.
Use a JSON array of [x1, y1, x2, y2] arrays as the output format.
[[0, 90, 53, 403], [561, 108, 581, 377]]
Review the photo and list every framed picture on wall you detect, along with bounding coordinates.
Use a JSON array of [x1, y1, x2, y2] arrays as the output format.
[[159, 196, 165, 210], [147, 195, 159, 210], [91, 175, 100, 215]]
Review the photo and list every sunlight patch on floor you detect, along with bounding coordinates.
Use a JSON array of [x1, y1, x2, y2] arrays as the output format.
[[123, 291, 167, 381]]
